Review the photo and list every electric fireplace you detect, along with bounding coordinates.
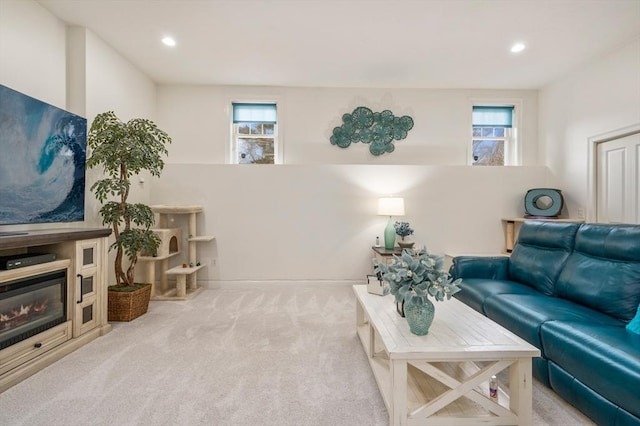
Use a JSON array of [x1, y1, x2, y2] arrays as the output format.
[[0, 270, 67, 350]]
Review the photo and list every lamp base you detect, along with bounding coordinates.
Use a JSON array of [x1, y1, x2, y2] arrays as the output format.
[[384, 217, 396, 249]]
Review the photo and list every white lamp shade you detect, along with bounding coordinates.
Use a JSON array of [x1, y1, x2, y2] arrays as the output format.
[[378, 197, 405, 216]]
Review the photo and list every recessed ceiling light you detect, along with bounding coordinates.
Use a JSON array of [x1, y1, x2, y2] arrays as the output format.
[[510, 43, 526, 53], [162, 36, 176, 47]]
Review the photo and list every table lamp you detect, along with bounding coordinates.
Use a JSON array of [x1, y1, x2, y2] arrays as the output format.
[[378, 197, 405, 249]]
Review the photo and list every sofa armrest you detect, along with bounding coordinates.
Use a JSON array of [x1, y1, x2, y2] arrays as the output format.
[[449, 256, 509, 280]]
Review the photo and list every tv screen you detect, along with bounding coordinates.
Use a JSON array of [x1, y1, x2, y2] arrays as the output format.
[[0, 84, 86, 226]]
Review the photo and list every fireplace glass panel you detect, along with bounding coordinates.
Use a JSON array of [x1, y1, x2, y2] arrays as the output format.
[[0, 270, 67, 350]]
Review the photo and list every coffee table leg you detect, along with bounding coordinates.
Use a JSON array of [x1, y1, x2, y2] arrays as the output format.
[[509, 357, 533, 426], [389, 359, 408, 426], [356, 299, 364, 327]]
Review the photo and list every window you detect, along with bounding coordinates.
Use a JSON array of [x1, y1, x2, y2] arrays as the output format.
[[472, 105, 516, 166], [232, 103, 278, 164]]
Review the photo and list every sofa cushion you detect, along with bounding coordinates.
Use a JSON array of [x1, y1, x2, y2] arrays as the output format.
[[483, 294, 623, 351], [571, 223, 640, 260], [449, 256, 509, 280], [508, 221, 580, 295], [454, 278, 540, 315], [541, 321, 640, 419], [627, 305, 640, 334], [555, 224, 640, 322], [548, 362, 640, 426]]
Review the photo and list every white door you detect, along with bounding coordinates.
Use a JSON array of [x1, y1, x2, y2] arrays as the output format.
[[596, 132, 640, 224]]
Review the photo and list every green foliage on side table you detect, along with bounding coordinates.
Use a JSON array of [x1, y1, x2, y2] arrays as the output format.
[[87, 111, 172, 288]]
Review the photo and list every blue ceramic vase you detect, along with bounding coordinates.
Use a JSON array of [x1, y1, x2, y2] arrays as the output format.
[[404, 299, 435, 336]]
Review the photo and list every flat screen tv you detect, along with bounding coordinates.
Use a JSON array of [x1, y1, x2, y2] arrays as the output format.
[[0, 84, 86, 227]]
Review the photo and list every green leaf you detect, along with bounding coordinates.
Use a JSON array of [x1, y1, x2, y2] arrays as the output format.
[[87, 111, 171, 285]]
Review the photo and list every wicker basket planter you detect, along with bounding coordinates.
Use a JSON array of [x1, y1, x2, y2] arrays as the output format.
[[107, 283, 152, 322]]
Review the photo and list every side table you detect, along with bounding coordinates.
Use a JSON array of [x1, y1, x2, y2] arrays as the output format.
[[372, 246, 403, 267]]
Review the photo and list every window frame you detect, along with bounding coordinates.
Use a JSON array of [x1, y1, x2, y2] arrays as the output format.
[[469, 100, 522, 166], [227, 99, 283, 164]]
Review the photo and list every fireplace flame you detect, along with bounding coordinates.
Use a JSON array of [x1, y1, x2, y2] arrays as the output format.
[[0, 274, 62, 350], [1, 300, 49, 325], [33, 300, 49, 312]]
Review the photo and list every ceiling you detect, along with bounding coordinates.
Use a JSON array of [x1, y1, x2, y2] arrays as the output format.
[[38, 0, 640, 90]]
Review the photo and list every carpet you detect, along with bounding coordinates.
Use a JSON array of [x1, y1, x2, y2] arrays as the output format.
[[0, 284, 594, 425]]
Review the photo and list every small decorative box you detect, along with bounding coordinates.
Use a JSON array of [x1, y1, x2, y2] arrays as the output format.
[[366, 274, 385, 296]]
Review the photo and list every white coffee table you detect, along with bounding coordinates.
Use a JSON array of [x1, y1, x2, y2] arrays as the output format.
[[353, 285, 540, 426]]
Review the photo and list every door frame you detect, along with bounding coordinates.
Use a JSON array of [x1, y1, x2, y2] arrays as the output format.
[[587, 123, 640, 222]]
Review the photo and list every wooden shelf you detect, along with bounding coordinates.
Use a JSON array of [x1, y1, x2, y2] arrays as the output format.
[[150, 205, 203, 214], [502, 217, 584, 223], [187, 236, 214, 242], [0, 259, 71, 282], [0, 228, 111, 250], [165, 264, 206, 275], [138, 252, 180, 262]]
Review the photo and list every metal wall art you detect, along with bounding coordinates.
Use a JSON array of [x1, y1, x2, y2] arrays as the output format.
[[330, 106, 414, 156]]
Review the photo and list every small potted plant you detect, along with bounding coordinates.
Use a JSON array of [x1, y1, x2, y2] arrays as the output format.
[[87, 111, 171, 321], [394, 221, 415, 249], [374, 247, 462, 335]]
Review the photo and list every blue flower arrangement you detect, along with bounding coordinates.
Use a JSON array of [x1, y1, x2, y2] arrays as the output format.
[[394, 221, 414, 240]]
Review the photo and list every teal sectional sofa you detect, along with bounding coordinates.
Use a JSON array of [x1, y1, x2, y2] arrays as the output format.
[[449, 221, 640, 426]]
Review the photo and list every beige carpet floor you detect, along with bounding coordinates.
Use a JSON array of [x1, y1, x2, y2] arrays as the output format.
[[0, 284, 594, 425]]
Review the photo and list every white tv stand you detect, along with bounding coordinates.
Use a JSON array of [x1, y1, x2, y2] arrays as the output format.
[[0, 228, 111, 392]]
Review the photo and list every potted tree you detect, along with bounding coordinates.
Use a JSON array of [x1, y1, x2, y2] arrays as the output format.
[[87, 111, 171, 321]]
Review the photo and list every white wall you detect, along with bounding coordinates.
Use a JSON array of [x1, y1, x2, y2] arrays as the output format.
[[0, 0, 66, 107], [158, 85, 539, 166], [84, 31, 157, 124], [154, 83, 546, 283], [153, 85, 546, 282], [82, 29, 158, 223], [152, 164, 546, 282], [284, 88, 539, 166], [539, 37, 640, 218]]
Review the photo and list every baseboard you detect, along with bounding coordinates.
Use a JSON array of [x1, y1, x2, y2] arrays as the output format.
[[199, 279, 362, 289]]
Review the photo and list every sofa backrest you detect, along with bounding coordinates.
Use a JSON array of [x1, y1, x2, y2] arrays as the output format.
[[555, 223, 640, 322], [509, 221, 580, 295]]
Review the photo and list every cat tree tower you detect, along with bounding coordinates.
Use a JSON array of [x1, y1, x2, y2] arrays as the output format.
[[139, 205, 214, 300]]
